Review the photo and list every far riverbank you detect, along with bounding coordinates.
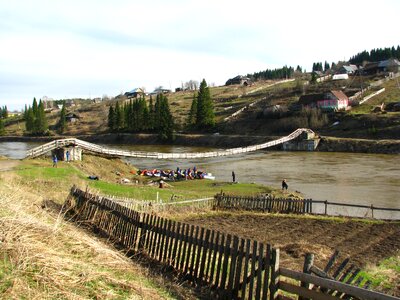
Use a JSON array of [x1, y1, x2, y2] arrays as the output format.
[[1, 133, 399, 154]]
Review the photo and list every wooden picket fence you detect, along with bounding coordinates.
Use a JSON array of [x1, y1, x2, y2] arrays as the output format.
[[65, 187, 399, 299], [214, 193, 312, 214], [66, 186, 277, 299]]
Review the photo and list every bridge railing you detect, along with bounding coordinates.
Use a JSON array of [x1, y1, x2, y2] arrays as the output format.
[[25, 128, 316, 159]]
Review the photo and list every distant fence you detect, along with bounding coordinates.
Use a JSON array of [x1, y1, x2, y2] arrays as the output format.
[[66, 186, 398, 299], [214, 194, 400, 220], [214, 193, 312, 214]]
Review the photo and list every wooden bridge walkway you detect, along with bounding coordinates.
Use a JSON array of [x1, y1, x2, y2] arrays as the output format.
[[25, 128, 315, 159]]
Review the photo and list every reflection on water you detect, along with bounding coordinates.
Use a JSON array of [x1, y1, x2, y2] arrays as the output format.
[[1, 142, 399, 209]]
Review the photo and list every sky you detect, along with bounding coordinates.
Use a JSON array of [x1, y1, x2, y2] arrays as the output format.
[[1, 0, 399, 111]]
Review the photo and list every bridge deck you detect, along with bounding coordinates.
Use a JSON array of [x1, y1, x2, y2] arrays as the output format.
[[25, 128, 315, 159]]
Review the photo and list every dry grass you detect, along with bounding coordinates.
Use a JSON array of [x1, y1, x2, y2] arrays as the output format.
[[0, 176, 181, 299]]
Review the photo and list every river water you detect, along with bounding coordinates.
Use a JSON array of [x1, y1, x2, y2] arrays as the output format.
[[1, 142, 399, 211]]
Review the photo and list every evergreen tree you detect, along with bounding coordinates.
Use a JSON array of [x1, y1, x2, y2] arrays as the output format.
[[32, 97, 38, 117], [35, 100, 48, 134], [115, 101, 124, 131], [154, 94, 174, 140], [148, 96, 155, 130], [324, 61, 330, 72], [187, 92, 198, 126], [108, 105, 115, 131], [0, 117, 5, 135], [25, 107, 34, 133], [57, 103, 67, 133], [196, 79, 215, 129]]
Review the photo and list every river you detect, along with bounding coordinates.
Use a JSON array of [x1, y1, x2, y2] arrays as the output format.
[[1, 142, 399, 210]]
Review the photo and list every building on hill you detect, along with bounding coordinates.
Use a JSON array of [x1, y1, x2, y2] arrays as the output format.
[[363, 58, 400, 75], [339, 65, 358, 74], [65, 112, 80, 123], [124, 88, 145, 99], [149, 87, 171, 95], [298, 90, 349, 111], [225, 75, 251, 86]]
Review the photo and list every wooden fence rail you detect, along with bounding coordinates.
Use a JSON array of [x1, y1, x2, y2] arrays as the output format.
[[214, 193, 312, 214], [214, 194, 400, 220], [279, 267, 398, 300]]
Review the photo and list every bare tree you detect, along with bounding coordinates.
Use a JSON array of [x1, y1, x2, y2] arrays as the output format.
[[184, 80, 199, 91]]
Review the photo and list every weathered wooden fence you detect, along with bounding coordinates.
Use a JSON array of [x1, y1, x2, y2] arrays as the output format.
[[214, 194, 400, 220], [214, 193, 312, 214], [66, 186, 277, 299], [65, 187, 399, 299]]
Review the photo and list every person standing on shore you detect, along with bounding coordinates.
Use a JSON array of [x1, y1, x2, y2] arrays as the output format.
[[52, 155, 58, 168], [282, 179, 288, 191], [232, 171, 236, 183]]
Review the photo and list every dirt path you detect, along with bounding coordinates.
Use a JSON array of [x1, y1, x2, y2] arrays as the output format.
[[0, 160, 20, 171], [181, 212, 400, 271]]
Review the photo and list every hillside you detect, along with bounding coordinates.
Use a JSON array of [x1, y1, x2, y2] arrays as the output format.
[[3, 74, 400, 141]]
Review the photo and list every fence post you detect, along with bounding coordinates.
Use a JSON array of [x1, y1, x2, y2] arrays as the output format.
[[137, 213, 146, 252], [299, 253, 314, 300], [324, 200, 328, 215], [371, 204, 374, 218], [269, 248, 280, 300]]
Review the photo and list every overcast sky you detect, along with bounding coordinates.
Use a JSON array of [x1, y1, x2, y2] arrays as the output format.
[[1, 0, 399, 111]]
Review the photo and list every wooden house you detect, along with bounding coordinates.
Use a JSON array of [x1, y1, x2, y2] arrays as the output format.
[[298, 90, 349, 111], [65, 113, 81, 123], [124, 88, 145, 99]]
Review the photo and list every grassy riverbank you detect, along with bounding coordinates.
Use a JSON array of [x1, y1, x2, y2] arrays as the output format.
[[0, 155, 399, 297]]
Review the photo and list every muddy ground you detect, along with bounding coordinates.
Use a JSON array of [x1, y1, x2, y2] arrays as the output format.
[[180, 211, 400, 272]]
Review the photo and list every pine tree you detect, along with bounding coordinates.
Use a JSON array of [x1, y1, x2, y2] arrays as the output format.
[[148, 96, 155, 130], [324, 61, 330, 72], [108, 105, 115, 131], [35, 100, 48, 134], [0, 117, 5, 135], [57, 103, 67, 133], [187, 92, 197, 127], [32, 98, 38, 117], [115, 101, 124, 131], [154, 94, 174, 140], [25, 107, 34, 133], [196, 79, 215, 129]]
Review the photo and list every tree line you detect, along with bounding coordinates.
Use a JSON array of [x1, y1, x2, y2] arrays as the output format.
[[108, 79, 215, 139], [247, 65, 296, 81], [24, 98, 49, 135], [0, 106, 8, 119], [108, 93, 174, 141], [349, 45, 400, 65]]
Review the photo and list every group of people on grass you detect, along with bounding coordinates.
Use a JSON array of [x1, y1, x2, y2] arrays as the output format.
[[139, 166, 208, 181]]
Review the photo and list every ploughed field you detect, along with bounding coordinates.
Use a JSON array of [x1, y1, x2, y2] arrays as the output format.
[[180, 212, 400, 272]]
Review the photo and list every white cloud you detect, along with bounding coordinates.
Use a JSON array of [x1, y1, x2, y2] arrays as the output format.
[[1, 0, 400, 110]]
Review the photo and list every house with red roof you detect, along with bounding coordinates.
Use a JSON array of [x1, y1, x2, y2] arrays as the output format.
[[298, 90, 349, 111]]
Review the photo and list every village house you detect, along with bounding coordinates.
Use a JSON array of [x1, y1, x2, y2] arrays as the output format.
[[298, 90, 349, 111], [225, 75, 251, 86], [363, 58, 400, 75], [65, 112, 80, 123], [339, 64, 358, 74], [124, 88, 145, 99]]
